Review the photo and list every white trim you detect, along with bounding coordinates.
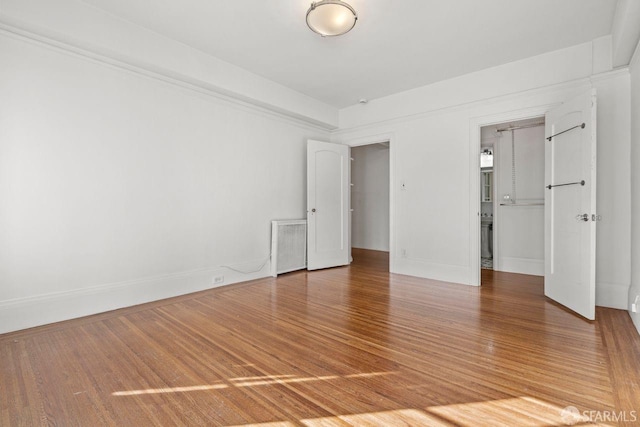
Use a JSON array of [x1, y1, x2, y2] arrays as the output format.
[[338, 133, 396, 272], [469, 105, 556, 286], [498, 257, 544, 277], [393, 257, 469, 285], [588, 67, 629, 84], [469, 120, 482, 285], [0, 20, 335, 132], [340, 133, 394, 148], [596, 282, 629, 309], [0, 259, 271, 334]]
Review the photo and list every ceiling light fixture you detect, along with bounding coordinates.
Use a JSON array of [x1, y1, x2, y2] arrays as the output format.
[[306, 0, 358, 37]]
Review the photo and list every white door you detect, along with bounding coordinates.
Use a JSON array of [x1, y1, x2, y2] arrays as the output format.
[[544, 89, 597, 320], [307, 140, 350, 270]]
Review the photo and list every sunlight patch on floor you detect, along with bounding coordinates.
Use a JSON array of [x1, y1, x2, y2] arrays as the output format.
[[343, 372, 391, 379], [301, 409, 448, 426], [231, 410, 444, 427], [111, 376, 593, 425], [231, 397, 605, 427], [232, 423, 297, 427], [112, 384, 227, 396], [230, 374, 296, 381], [111, 371, 394, 396], [425, 396, 598, 426]]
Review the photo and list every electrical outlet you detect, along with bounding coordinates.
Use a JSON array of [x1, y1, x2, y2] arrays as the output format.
[[213, 275, 224, 285], [401, 248, 407, 258]]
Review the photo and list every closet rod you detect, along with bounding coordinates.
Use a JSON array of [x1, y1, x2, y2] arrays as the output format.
[[496, 122, 544, 133]]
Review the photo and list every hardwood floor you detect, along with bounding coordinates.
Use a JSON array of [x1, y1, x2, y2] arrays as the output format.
[[1, 248, 639, 426]]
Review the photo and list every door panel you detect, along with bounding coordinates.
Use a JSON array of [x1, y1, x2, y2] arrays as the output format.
[[544, 89, 597, 320], [307, 140, 350, 270]]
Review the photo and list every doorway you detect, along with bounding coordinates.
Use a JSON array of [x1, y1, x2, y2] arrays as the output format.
[[470, 90, 597, 319], [479, 117, 545, 283], [350, 142, 390, 271]]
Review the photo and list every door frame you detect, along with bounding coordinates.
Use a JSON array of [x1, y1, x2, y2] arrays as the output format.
[[469, 105, 559, 286], [339, 133, 395, 272]]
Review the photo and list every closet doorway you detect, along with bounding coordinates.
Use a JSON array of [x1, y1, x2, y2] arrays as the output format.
[[350, 142, 390, 270], [479, 117, 545, 280]]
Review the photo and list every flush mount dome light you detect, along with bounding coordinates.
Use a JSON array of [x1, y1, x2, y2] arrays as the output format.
[[306, 0, 357, 37]]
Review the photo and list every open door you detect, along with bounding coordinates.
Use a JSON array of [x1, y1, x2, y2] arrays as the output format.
[[307, 140, 350, 270], [544, 89, 597, 320]]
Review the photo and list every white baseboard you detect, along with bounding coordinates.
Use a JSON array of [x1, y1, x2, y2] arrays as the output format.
[[392, 257, 471, 285], [498, 257, 544, 276], [352, 245, 390, 252], [629, 283, 640, 336], [0, 259, 271, 334], [596, 281, 629, 310]]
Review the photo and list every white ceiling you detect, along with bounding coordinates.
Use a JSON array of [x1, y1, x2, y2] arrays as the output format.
[[81, 0, 618, 108]]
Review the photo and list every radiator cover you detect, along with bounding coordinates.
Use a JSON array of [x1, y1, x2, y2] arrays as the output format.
[[270, 220, 307, 277]]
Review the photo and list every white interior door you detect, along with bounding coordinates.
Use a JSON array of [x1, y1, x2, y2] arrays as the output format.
[[544, 89, 597, 320], [307, 140, 350, 270]]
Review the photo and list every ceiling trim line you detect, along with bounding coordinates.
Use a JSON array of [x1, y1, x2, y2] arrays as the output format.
[[0, 18, 337, 132]]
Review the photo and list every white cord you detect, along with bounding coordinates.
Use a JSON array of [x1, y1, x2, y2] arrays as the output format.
[[221, 256, 270, 275]]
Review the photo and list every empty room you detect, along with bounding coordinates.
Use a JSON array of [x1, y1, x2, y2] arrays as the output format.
[[2, 0, 640, 425]]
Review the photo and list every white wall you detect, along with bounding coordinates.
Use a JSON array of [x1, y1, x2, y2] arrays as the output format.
[[0, 33, 328, 333], [351, 144, 390, 251], [494, 126, 545, 276], [629, 40, 640, 334], [334, 44, 631, 310]]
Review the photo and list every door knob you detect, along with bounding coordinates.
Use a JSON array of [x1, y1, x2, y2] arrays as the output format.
[[311, 208, 316, 213], [575, 213, 589, 222]]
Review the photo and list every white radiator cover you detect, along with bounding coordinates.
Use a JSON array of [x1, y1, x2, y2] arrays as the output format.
[[271, 220, 307, 277]]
